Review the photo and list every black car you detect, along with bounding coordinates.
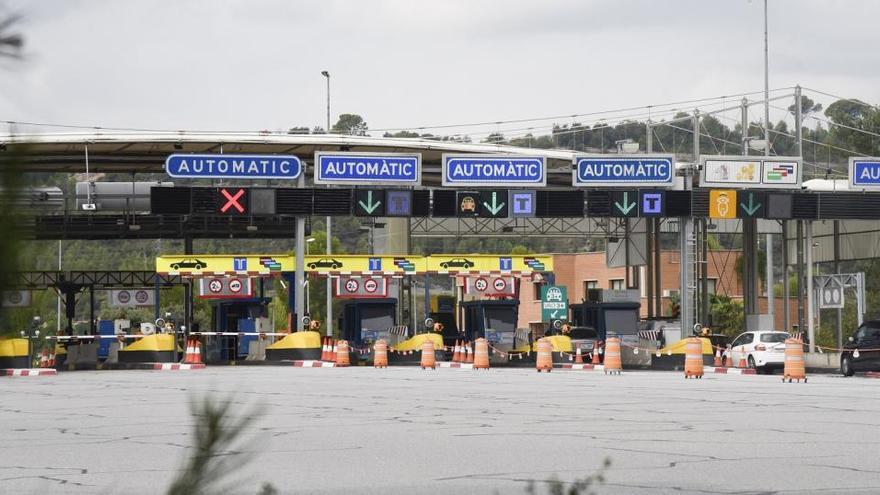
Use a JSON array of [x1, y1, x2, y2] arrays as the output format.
[[841, 320, 880, 376], [440, 258, 473, 269], [307, 258, 343, 269], [170, 258, 207, 270]]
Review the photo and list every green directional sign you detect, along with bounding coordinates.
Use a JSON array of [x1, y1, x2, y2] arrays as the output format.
[[540, 285, 568, 322], [611, 191, 638, 217], [736, 191, 765, 218], [480, 189, 509, 218], [354, 189, 386, 216]]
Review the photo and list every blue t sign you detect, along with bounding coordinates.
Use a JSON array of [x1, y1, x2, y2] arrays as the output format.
[[640, 191, 665, 216], [368, 258, 382, 271], [233, 257, 248, 271], [499, 257, 512, 271]]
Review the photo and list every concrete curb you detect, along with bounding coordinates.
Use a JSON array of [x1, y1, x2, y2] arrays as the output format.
[[153, 363, 206, 371]]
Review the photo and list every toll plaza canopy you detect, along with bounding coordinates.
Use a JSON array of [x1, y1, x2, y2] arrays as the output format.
[[1, 132, 577, 187]]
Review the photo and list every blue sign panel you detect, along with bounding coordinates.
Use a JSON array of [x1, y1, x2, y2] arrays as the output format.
[[573, 155, 675, 188], [499, 257, 512, 271], [443, 155, 546, 187], [386, 191, 412, 216], [165, 154, 302, 180], [850, 158, 880, 189], [233, 257, 248, 271], [510, 190, 536, 218], [368, 258, 382, 271], [315, 152, 421, 185]]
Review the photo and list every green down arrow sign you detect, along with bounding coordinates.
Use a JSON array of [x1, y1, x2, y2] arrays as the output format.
[[739, 192, 762, 217], [358, 191, 382, 214], [482, 191, 506, 216], [614, 191, 637, 215]]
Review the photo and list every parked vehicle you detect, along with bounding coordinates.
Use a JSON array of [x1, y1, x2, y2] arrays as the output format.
[[567, 326, 599, 355], [729, 330, 789, 373], [841, 320, 880, 376]]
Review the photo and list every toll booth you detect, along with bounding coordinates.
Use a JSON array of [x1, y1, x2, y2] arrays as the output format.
[[340, 298, 397, 345], [208, 297, 271, 362], [460, 299, 519, 345], [430, 294, 458, 347], [569, 301, 641, 341]]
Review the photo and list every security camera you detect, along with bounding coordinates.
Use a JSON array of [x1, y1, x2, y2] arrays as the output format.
[[82, 203, 97, 211]]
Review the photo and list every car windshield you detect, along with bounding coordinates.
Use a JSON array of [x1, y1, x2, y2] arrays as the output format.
[[569, 327, 597, 339], [760, 333, 788, 344]]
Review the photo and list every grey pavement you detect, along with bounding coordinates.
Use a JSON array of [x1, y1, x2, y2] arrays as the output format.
[[2, 366, 880, 495]]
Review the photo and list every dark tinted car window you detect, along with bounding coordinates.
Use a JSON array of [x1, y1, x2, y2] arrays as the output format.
[[760, 333, 788, 344], [569, 327, 598, 339]]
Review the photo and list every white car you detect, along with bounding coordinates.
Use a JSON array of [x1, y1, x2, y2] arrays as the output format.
[[728, 331, 789, 373]]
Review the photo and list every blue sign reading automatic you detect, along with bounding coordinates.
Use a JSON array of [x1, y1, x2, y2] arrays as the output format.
[[315, 153, 421, 185], [851, 160, 880, 187], [165, 154, 302, 180], [573, 156, 674, 187], [443, 155, 546, 187]]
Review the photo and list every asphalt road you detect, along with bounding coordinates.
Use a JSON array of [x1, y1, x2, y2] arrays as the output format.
[[2, 366, 880, 495]]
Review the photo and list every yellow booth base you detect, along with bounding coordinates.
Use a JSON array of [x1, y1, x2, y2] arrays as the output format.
[[652, 337, 714, 370], [266, 331, 322, 361], [0, 338, 30, 369], [119, 334, 177, 363], [389, 333, 444, 364]]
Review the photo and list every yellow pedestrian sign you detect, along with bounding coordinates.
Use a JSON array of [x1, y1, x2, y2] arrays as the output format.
[[709, 190, 737, 219]]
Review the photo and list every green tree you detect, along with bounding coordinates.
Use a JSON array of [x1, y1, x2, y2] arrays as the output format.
[[709, 294, 745, 337], [331, 114, 368, 135]]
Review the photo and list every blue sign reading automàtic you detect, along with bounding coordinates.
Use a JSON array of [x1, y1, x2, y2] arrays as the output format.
[[850, 158, 880, 190], [165, 154, 302, 180], [442, 155, 546, 187], [315, 152, 421, 185], [573, 155, 675, 188]]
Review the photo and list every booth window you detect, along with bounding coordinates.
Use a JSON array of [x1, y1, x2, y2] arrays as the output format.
[[583, 280, 598, 294], [609, 279, 625, 290]]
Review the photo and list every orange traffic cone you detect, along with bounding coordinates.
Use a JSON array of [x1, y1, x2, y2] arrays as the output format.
[[420, 340, 436, 370], [591, 342, 601, 365], [332, 340, 338, 363], [738, 351, 748, 369], [452, 340, 461, 363], [713, 348, 722, 367], [39, 349, 49, 368], [193, 339, 203, 365], [182, 339, 192, 363], [374, 339, 388, 368], [320, 338, 329, 361], [48, 350, 55, 368], [575, 347, 584, 364], [724, 347, 733, 368]]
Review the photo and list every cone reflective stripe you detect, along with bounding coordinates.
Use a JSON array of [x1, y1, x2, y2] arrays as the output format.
[[713, 348, 722, 367], [473, 338, 490, 370], [575, 347, 584, 364], [684, 338, 704, 379], [783, 338, 806, 383], [603, 337, 622, 375]]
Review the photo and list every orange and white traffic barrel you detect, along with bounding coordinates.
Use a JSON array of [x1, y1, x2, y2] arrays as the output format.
[[335, 340, 350, 367], [783, 338, 807, 383], [604, 337, 622, 375], [473, 338, 490, 370], [684, 337, 704, 379], [373, 339, 388, 369], [420, 340, 436, 370], [535, 338, 553, 372]]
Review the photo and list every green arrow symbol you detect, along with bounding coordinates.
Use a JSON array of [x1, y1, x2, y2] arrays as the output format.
[[358, 191, 381, 214], [740, 193, 762, 216], [614, 192, 637, 215], [482, 191, 506, 216]]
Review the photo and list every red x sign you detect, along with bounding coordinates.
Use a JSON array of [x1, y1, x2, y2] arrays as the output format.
[[219, 188, 246, 214]]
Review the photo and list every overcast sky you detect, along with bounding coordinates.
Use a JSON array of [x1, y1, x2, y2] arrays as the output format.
[[2, 0, 878, 140]]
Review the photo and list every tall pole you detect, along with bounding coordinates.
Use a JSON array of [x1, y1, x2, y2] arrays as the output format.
[[56, 240, 61, 333], [295, 173, 306, 331], [322, 70, 333, 337], [763, 0, 775, 327]]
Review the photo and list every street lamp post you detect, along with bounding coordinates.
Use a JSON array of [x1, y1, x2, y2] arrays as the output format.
[[321, 70, 333, 337]]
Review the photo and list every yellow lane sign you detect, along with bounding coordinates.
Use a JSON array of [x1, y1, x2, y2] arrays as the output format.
[[304, 255, 425, 275], [157, 254, 294, 275], [425, 254, 553, 274], [709, 190, 737, 219]]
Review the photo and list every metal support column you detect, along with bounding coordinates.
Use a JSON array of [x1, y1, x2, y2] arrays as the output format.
[[184, 237, 193, 360], [834, 220, 842, 349], [679, 218, 694, 338], [796, 220, 805, 335], [654, 219, 662, 317], [294, 174, 306, 331], [700, 218, 709, 325], [646, 218, 654, 318], [326, 216, 333, 337], [766, 232, 774, 329], [782, 221, 790, 332], [806, 221, 815, 352]]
